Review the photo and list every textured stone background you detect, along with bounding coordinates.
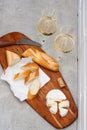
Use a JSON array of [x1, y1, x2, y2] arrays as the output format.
[[0, 0, 78, 130]]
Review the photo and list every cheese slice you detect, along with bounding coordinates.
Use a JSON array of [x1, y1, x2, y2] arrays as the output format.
[[59, 107, 68, 117], [59, 100, 70, 108], [46, 98, 56, 107], [49, 102, 58, 114]]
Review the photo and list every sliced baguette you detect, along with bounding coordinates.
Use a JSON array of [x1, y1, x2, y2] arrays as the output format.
[[27, 78, 40, 100], [21, 62, 39, 71], [25, 69, 39, 84], [14, 70, 30, 80], [22, 48, 59, 71], [6, 50, 20, 66], [22, 48, 33, 57]]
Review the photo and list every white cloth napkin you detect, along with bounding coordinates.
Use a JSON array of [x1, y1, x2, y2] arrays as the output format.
[[1, 57, 50, 101]]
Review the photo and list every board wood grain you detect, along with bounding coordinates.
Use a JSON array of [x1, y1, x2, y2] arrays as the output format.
[[0, 32, 78, 129]]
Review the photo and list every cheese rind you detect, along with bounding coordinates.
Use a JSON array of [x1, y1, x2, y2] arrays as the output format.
[[59, 100, 70, 108], [59, 107, 68, 117], [49, 102, 58, 114], [46, 99, 56, 107], [46, 89, 66, 101]]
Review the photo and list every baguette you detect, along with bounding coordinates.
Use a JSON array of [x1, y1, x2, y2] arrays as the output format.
[[32, 49, 59, 71], [14, 70, 30, 80], [21, 62, 39, 71], [25, 69, 39, 84], [27, 78, 40, 100], [6, 50, 20, 66], [22, 48, 59, 71], [22, 48, 33, 57]]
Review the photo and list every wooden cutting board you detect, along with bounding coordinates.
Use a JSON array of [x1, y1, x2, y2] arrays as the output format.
[[0, 32, 78, 129]]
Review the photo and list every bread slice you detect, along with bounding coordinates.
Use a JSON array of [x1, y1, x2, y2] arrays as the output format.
[[21, 62, 39, 71], [14, 70, 30, 80], [27, 78, 40, 100], [25, 69, 39, 84], [6, 50, 20, 66], [22, 48, 33, 57]]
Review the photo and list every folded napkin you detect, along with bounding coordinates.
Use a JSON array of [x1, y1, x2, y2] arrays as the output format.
[[1, 57, 50, 101]]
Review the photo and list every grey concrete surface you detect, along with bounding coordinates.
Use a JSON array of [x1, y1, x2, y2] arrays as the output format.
[[0, 0, 78, 130]]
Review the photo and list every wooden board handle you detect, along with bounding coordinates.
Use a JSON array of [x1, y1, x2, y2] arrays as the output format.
[[0, 32, 29, 43]]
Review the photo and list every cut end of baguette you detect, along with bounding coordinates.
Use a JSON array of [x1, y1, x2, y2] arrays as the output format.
[[6, 50, 20, 66], [21, 62, 39, 71], [14, 70, 30, 80], [25, 69, 39, 84], [22, 48, 33, 57], [27, 78, 40, 100]]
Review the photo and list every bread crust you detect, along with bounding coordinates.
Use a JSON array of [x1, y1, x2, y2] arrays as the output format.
[[27, 78, 40, 100], [22, 48, 59, 71], [14, 70, 30, 80], [21, 62, 39, 71], [6, 50, 20, 66], [25, 69, 39, 84]]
